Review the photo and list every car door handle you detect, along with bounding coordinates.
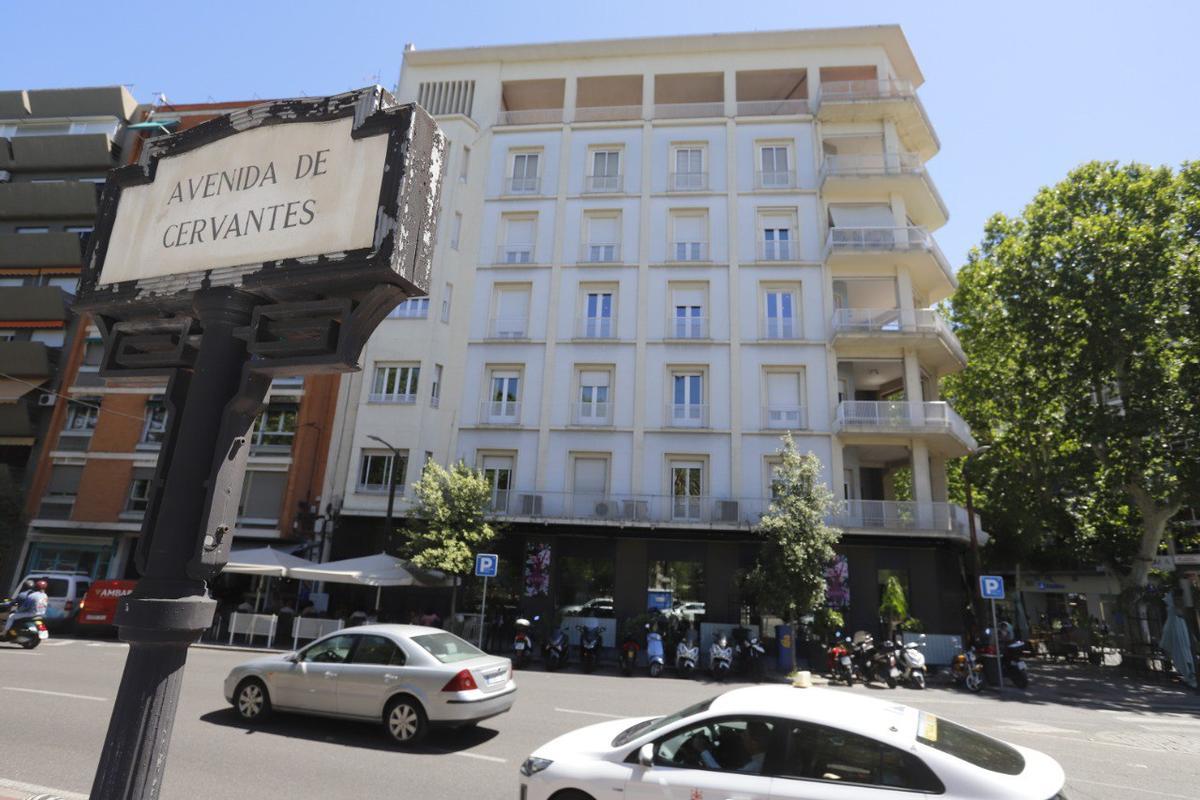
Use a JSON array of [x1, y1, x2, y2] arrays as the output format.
[[323, 671, 337, 679], [384, 673, 400, 682]]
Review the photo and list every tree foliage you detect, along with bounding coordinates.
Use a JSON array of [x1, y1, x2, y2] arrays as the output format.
[[879, 576, 909, 637], [944, 161, 1200, 590], [743, 434, 842, 625], [404, 460, 497, 576]]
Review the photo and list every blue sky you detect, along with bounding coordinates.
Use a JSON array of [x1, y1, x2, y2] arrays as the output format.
[[4, 0, 1197, 266]]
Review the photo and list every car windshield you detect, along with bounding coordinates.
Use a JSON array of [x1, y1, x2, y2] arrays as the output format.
[[33, 578, 69, 598], [612, 696, 717, 747], [916, 712, 1025, 775], [410, 632, 484, 664]]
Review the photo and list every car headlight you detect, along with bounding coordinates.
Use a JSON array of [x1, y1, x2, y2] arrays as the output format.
[[520, 757, 553, 777]]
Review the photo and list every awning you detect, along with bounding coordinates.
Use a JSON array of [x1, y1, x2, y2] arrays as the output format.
[[287, 552, 452, 587], [223, 547, 318, 578]]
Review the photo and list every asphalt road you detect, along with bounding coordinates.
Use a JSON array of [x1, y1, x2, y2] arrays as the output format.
[[1, 637, 1198, 800]]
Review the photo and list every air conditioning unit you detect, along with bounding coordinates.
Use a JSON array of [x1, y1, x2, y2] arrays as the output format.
[[519, 493, 543, 516], [37, 394, 56, 407], [716, 500, 740, 523], [593, 501, 612, 518]]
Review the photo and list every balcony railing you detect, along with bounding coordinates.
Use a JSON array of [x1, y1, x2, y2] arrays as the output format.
[[666, 316, 708, 340], [669, 241, 709, 262], [821, 152, 921, 178], [584, 175, 624, 194], [669, 172, 709, 192], [580, 243, 621, 263], [755, 170, 797, 190], [665, 403, 709, 428], [654, 101, 725, 119], [763, 405, 807, 429], [760, 317, 800, 340], [504, 176, 542, 194], [756, 238, 796, 262], [575, 316, 615, 339], [832, 499, 964, 533], [478, 400, 521, 425], [825, 226, 951, 276], [495, 244, 535, 264], [356, 483, 406, 497], [368, 392, 417, 404], [737, 98, 809, 116], [486, 317, 529, 339], [835, 400, 977, 448], [816, 79, 914, 105], [571, 401, 612, 426], [498, 108, 563, 126], [574, 104, 642, 123], [831, 307, 965, 362]]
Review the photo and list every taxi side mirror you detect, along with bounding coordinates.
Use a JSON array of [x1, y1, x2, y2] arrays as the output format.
[[284, 653, 298, 663], [638, 743, 654, 767]]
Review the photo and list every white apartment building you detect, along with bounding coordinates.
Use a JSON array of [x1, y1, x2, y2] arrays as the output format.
[[320, 26, 981, 633]]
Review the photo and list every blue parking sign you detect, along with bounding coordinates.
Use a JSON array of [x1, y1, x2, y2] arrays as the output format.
[[979, 575, 1005, 600], [475, 553, 498, 578]]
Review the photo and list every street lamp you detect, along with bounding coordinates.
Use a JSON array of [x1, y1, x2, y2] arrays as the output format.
[[963, 444, 992, 625], [367, 434, 402, 536]]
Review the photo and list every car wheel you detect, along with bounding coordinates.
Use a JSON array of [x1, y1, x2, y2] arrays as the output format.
[[234, 678, 271, 722], [384, 695, 428, 746], [549, 791, 596, 800]]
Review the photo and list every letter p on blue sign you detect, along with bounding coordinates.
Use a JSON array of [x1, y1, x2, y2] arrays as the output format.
[[979, 575, 1005, 600], [475, 553, 498, 578]]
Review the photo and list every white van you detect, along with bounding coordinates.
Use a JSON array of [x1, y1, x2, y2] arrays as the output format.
[[17, 572, 92, 629]]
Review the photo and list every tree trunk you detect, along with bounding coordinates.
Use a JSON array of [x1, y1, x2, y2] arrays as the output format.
[[1117, 484, 1181, 646]]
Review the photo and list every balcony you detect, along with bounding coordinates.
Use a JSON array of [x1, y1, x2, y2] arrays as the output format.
[[832, 500, 984, 543], [814, 79, 939, 159], [653, 102, 724, 120], [486, 316, 529, 340], [494, 244, 535, 265], [664, 403, 709, 429], [820, 153, 947, 229], [574, 105, 642, 123], [584, 174, 624, 194], [763, 405, 807, 430], [368, 392, 417, 405], [570, 401, 612, 427], [8, 133, 115, 172], [574, 75, 643, 124], [668, 172, 709, 192], [503, 176, 542, 195], [487, 490, 766, 527], [579, 243, 621, 264], [668, 241, 709, 262], [756, 239, 797, 262], [824, 226, 955, 301], [0, 232, 83, 268], [478, 400, 521, 426], [835, 400, 977, 456], [736, 99, 809, 116], [831, 308, 966, 370], [759, 317, 800, 341], [664, 316, 708, 340], [575, 316, 615, 339], [0, 285, 68, 324], [754, 171, 797, 190], [0, 181, 98, 220]]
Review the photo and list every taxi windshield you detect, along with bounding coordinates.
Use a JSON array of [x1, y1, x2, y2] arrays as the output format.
[[917, 712, 1025, 775], [612, 696, 716, 747]]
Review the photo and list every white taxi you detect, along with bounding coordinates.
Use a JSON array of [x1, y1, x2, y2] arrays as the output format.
[[519, 685, 1066, 799]]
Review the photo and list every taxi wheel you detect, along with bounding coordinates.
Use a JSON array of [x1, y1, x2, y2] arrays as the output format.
[[384, 695, 428, 746], [549, 791, 596, 800], [234, 678, 272, 722]]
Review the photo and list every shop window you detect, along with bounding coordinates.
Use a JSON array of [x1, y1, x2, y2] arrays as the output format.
[[557, 556, 615, 617], [648, 560, 705, 619]]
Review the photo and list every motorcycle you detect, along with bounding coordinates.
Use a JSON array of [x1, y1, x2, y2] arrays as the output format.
[[874, 638, 902, 689], [0, 599, 48, 650], [979, 629, 1030, 689], [851, 630, 879, 684], [578, 625, 604, 673], [675, 636, 698, 678], [896, 634, 928, 689], [828, 632, 854, 686], [543, 626, 569, 671], [618, 631, 640, 676], [512, 618, 533, 669], [709, 631, 733, 682], [646, 625, 665, 677], [951, 643, 984, 693], [732, 627, 766, 682]]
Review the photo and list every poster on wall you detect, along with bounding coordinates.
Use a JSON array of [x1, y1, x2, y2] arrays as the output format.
[[826, 555, 850, 608], [524, 542, 551, 597]]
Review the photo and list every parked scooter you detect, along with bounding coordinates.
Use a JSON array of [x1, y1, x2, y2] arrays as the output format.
[[851, 630, 879, 684], [646, 625, 665, 677], [828, 632, 854, 686], [979, 629, 1030, 688], [951, 642, 984, 693], [578, 625, 604, 673], [0, 599, 47, 650], [543, 626, 569, 671], [874, 638, 902, 688], [732, 627, 766, 682], [512, 618, 533, 668], [710, 631, 733, 682], [618, 630, 641, 676], [675, 635, 699, 678], [896, 634, 928, 689]]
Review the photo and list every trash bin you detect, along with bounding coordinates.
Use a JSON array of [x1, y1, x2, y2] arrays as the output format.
[[775, 625, 795, 672]]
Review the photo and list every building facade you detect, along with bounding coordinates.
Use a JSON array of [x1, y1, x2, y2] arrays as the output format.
[[10, 101, 341, 587], [321, 26, 983, 632]]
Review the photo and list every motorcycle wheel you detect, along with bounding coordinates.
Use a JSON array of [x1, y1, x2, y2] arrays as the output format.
[[965, 671, 983, 693], [912, 672, 926, 690], [1009, 669, 1030, 689], [885, 674, 897, 689], [844, 671, 854, 687], [649, 662, 663, 678], [20, 637, 39, 650]]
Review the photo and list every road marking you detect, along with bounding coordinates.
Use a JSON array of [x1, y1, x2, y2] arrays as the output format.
[[39, 640, 75, 646], [996, 719, 1080, 734], [1070, 777, 1197, 799], [87, 642, 127, 648], [555, 707, 625, 719], [3, 686, 108, 702], [451, 751, 507, 763], [0, 776, 88, 800]]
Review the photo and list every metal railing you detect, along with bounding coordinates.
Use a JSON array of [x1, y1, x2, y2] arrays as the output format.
[[669, 241, 709, 262], [575, 316, 615, 339], [755, 170, 797, 190], [756, 238, 796, 261], [478, 400, 521, 425], [821, 152, 921, 177], [495, 244, 535, 264], [665, 403, 710, 428], [669, 172, 709, 192], [763, 405, 808, 429], [504, 175, 541, 194], [653, 101, 725, 119], [570, 401, 612, 426], [831, 308, 966, 362], [832, 499, 955, 533], [816, 79, 914, 105], [368, 392, 417, 404], [584, 174, 624, 193], [835, 400, 977, 448], [825, 227, 951, 276], [498, 108, 563, 126], [486, 317, 529, 339], [580, 242, 621, 263], [760, 317, 800, 340], [574, 104, 642, 122], [737, 98, 809, 116], [665, 316, 708, 339]]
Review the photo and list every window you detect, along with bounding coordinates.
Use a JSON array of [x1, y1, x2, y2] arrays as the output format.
[[764, 370, 805, 429], [125, 469, 154, 513], [482, 454, 513, 512], [351, 635, 406, 666], [671, 373, 704, 426], [655, 717, 776, 774], [357, 451, 406, 494], [64, 398, 100, 433], [500, 216, 535, 263], [759, 212, 795, 261], [509, 151, 540, 194], [758, 145, 792, 188], [670, 212, 708, 261], [670, 285, 706, 339], [778, 720, 944, 792], [371, 364, 420, 403], [583, 213, 620, 262], [491, 285, 530, 338], [389, 297, 429, 319], [410, 632, 484, 663], [141, 398, 168, 444], [441, 283, 453, 322], [301, 634, 355, 663], [575, 369, 611, 425], [16, 226, 49, 234], [762, 286, 799, 339], [671, 461, 703, 520], [81, 339, 105, 369], [451, 212, 462, 250], [587, 149, 621, 193], [571, 455, 610, 516], [431, 364, 443, 407], [915, 712, 1024, 776], [671, 146, 705, 191], [459, 145, 470, 182], [612, 697, 717, 747], [250, 403, 298, 448], [484, 371, 520, 422], [238, 471, 287, 521], [581, 290, 614, 338]]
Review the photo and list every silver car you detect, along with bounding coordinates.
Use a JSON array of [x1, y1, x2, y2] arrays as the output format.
[[223, 624, 516, 745]]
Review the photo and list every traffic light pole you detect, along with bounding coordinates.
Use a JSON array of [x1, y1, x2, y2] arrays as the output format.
[[90, 290, 268, 800]]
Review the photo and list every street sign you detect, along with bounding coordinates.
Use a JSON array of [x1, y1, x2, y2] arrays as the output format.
[[980, 575, 1005, 600], [475, 553, 499, 578]]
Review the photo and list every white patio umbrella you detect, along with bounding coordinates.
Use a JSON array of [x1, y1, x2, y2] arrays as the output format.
[[223, 547, 318, 577], [287, 552, 451, 607]]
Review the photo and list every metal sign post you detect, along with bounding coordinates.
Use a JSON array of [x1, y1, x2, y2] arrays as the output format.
[[76, 88, 444, 800], [980, 575, 1006, 692], [475, 554, 498, 650]]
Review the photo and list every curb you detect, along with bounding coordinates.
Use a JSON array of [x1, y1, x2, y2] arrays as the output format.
[[193, 642, 287, 655]]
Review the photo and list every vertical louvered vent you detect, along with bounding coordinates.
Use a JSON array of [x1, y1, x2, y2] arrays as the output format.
[[417, 81, 475, 117]]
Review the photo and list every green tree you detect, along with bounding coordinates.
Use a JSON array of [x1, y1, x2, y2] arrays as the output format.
[[944, 162, 1200, 636], [404, 460, 497, 616], [878, 576, 909, 639], [742, 434, 842, 671]]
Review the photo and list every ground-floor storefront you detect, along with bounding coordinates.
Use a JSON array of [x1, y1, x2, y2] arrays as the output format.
[[8, 528, 139, 591]]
